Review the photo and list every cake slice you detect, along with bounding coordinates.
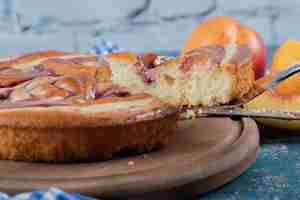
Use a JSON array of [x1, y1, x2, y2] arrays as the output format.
[[103, 44, 255, 107], [180, 44, 255, 106], [102, 52, 184, 105]]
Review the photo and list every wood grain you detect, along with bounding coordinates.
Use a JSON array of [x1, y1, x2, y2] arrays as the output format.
[[0, 118, 259, 199]]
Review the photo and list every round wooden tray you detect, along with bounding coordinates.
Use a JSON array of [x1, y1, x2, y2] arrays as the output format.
[[0, 118, 259, 199]]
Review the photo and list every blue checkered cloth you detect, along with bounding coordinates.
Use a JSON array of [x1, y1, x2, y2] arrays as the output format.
[[89, 40, 124, 56], [0, 188, 97, 200]]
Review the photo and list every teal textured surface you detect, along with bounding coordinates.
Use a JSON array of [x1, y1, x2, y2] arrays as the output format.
[[201, 136, 300, 199]]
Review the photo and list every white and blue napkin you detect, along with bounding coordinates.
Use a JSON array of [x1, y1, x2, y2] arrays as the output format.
[[0, 188, 97, 200]]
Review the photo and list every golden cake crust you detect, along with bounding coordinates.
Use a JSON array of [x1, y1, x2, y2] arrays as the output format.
[[0, 50, 68, 68], [0, 113, 177, 162], [0, 94, 177, 128], [103, 51, 139, 63]]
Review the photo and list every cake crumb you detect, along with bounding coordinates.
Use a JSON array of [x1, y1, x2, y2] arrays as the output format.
[[185, 109, 196, 119], [128, 161, 135, 166], [142, 154, 148, 159]]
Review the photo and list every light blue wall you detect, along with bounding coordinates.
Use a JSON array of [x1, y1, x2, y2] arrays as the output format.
[[0, 0, 296, 55]]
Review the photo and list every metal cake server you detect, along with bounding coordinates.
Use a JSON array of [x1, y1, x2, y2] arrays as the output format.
[[181, 63, 300, 120]]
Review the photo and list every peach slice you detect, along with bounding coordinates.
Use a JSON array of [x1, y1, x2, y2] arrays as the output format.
[[246, 75, 300, 130], [246, 40, 300, 130], [272, 39, 300, 72]]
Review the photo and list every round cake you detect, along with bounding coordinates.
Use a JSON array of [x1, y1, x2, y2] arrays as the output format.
[[0, 51, 178, 162]]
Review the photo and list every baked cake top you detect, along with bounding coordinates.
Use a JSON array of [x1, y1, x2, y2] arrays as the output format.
[[0, 51, 176, 128]]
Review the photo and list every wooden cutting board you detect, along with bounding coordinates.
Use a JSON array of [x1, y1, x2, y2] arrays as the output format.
[[0, 118, 259, 199]]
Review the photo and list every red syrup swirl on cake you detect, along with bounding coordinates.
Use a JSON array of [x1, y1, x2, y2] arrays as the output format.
[[0, 52, 176, 108], [134, 53, 173, 84], [180, 45, 225, 74], [0, 56, 133, 108]]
